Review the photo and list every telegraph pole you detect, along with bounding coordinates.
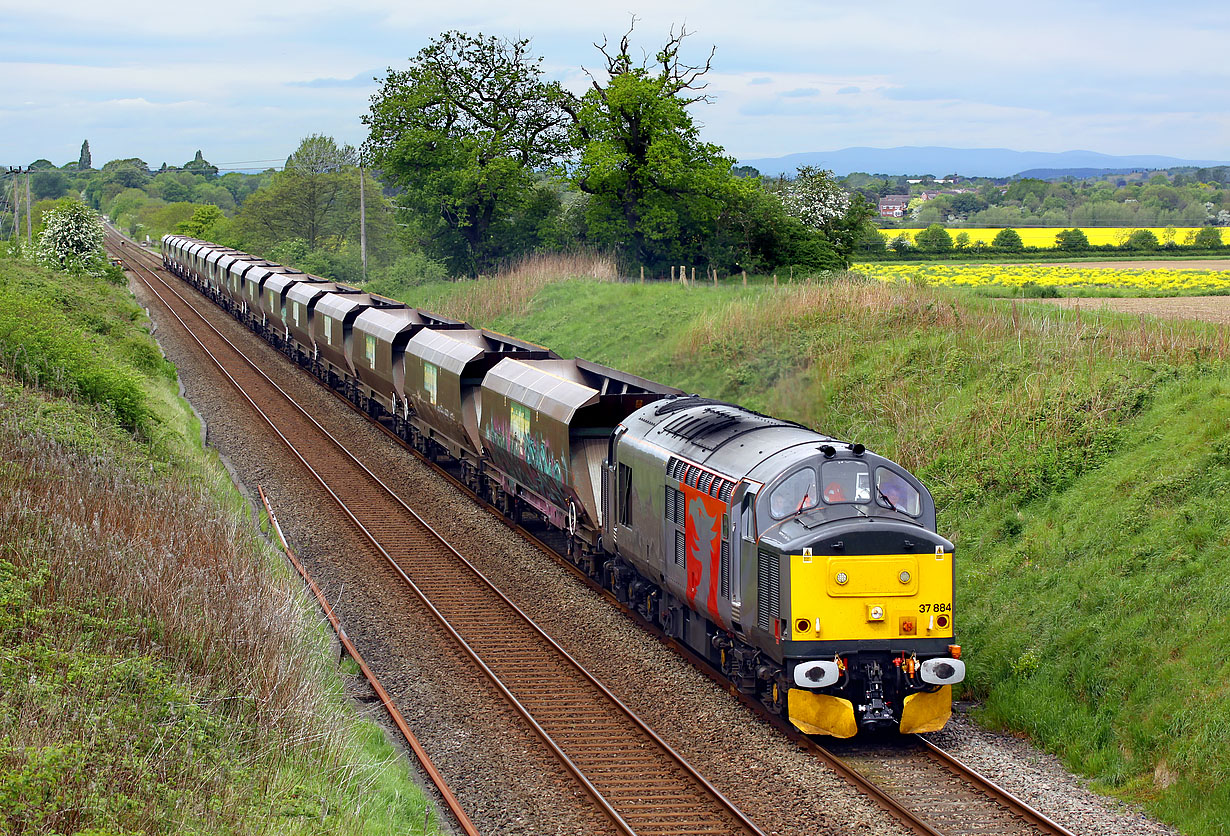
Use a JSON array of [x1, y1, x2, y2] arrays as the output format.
[[7, 167, 32, 244], [359, 167, 368, 282]]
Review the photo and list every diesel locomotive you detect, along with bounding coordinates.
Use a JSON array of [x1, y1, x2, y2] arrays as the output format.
[[162, 234, 965, 736]]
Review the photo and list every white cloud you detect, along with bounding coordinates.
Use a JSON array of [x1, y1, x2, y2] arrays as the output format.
[[2, 0, 1228, 165]]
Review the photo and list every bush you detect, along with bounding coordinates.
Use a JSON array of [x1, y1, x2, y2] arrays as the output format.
[[1193, 226, 1224, 248], [992, 227, 1024, 251], [915, 223, 954, 252], [35, 200, 106, 275], [888, 234, 914, 253], [1021, 281, 1059, 298], [1123, 229, 1160, 250], [1055, 228, 1090, 251]]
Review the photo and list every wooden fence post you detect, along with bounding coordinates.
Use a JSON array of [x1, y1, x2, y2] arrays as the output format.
[[742, 270, 747, 286], [671, 265, 676, 282], [640, 265, 644, 284]]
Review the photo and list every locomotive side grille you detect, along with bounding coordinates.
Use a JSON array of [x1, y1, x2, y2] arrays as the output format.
[[665, 486, 685, 525], [720, 539, 731, 598], [757, 550, 780, 632], [718, 479, 733, 502], [675, 529, 685, 567], [699, 471, 713, 493]]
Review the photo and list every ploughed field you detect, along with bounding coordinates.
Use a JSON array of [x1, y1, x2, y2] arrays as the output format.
[[1031, 295, 1230, 325]]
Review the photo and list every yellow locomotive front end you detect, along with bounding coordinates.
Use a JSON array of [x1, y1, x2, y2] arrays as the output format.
[[783, 538, 963, 736]]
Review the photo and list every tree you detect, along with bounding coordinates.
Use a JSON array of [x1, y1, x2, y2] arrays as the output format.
[[31, 169, 69, 201], [183, 150, 219, 178], [1123, 229, 1159, 250], [79, 140, 92, 170], [562, 25, 737, 270], [949, 192, 987, 215], [1193, 226, 1223, 248], [177, 205, 226, 239], [101, 158, 151, 189], [992, 227, 1024, 251], [778, 166, 876, 265], [1054, 228, 1090, 251], [364, 31, 571, 275], [914, 223, 953, 252], [36, 199, 105, 274], [236, 135, 357, 251], [888, 234, 913, 254], [954, 231, 971, 250]]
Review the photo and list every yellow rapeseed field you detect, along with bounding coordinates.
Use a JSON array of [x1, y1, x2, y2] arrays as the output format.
[[884, 227, 1213, 247], [859, 262, 1230, 292]]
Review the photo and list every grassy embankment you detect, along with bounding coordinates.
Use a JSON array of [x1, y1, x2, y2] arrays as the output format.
[[383, 256, 1230, 836], [0, 253, 438, 834]]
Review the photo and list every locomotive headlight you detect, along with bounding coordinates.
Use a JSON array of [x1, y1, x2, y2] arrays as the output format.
[[868, 605, 885, 621], [899, 571, 911, 584], [836, 572, 848, 585]]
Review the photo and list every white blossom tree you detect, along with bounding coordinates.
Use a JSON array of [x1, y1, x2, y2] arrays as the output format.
[[779, 166, 851, 228], [777, 166, 875, 263], [36, 200, 106, 274]]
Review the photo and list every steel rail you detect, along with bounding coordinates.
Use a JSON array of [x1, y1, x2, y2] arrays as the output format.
[[257, 485, 480, 836], [915, 736, 1078, 836], [113, 234, 767, 836]]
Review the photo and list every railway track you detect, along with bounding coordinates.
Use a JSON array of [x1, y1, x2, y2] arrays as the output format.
[[111, 233, 1082, 836], [825, 735, 1078, 836], [109, 233, 765, 836]]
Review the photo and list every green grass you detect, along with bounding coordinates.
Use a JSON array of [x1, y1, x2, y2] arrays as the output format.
[[390, 262, 1230, 835], [0, 250, 438, 835]]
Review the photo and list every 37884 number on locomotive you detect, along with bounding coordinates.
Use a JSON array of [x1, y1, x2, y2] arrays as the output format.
[[161, 234, 965, 736]]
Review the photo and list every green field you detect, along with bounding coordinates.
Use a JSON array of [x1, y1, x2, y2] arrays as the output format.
[[391, 265, 1230, 836]]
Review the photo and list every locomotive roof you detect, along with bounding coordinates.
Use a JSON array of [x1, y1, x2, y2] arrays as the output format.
[[628, 395, 837, 481]]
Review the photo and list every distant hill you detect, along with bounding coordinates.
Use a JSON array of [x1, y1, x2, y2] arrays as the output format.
[[1013, 168, 1149, 180], [739, 146, 1230, 178]]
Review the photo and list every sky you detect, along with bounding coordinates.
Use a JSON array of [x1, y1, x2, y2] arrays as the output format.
[[2, 0, 1228, 171]]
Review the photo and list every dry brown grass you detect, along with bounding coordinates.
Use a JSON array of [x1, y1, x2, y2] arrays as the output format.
[[0, 392, 383, 833], [439, 251, 617, 324], [682, 277, 1230, 365]]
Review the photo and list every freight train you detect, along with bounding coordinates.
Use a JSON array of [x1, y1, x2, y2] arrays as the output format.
[[161, 234, 965, 737]]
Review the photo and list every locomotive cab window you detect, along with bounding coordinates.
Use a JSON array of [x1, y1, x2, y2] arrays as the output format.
[[769, 468, 817, 519], [875, 467, 921, 516], [821, 460, 871, 505]]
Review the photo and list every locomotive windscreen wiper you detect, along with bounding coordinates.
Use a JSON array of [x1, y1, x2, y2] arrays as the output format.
[[876, 487, 896, 511]]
